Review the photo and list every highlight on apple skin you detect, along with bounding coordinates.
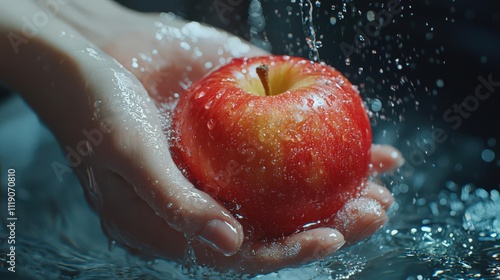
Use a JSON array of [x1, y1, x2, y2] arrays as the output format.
[[170, 55, 372, 241]]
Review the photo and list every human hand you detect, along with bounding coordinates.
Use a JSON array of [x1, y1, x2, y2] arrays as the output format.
[[0, 0, 404, 275]]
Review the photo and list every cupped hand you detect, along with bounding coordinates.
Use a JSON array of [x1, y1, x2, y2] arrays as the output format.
[[5, 0, 406, 275], [77, 5, 404, 274]]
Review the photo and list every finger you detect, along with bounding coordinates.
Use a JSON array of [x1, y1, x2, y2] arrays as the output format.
[[115, 16, 269, 102], [370, 144, 404, 174], [251, 228, 345, 269], [98, 170, 188, 259], [89, 64, 244, 256], [363, 181, 394, 210], [333, 197, 387, 245]]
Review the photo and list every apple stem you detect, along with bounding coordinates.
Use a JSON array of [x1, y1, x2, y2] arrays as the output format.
[[256, 64, 271, 96]]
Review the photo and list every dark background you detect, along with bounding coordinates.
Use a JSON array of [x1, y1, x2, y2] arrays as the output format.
[[3, 0, 499, 190]]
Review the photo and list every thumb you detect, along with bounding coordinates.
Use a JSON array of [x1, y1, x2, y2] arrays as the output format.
[[89, 60, 244, 256]]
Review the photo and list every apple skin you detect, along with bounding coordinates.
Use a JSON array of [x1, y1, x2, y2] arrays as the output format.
[[170, 55, 372, 240]]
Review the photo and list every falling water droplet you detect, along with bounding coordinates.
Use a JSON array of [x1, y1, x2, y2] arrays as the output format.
[[108, 240, 116, 251], [371, 99, 382, 112], [299, 0, 320, 61]]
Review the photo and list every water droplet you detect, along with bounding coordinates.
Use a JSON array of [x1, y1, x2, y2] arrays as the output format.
[[205, 100, 213, 109], [436, 79, 444, 88], [207, 118, 216, 130], [330, 16, 337, 25], [367, 11, 375, 21], [180, 41, 191, 51], [300, 0, 320, 61], [195, 91, 206, 99], [108, 240, 116, 251], [258, 129, 267, 142], [481, 149, 495, 162], [371, 99, 382, 112]]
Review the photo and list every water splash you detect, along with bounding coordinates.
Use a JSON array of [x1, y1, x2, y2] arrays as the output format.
[[299, 0, 320, 62]]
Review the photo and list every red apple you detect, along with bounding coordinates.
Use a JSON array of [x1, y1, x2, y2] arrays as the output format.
[[170, 55, 372, 240]]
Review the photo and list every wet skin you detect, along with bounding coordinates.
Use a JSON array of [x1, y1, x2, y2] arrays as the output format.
[[0, 0, 404, 274]]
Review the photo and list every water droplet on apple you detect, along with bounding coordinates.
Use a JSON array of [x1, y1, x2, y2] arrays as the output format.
[[258, 129, 267, 142], [205, 100, 213, 109], [207, 118, 216, 130], [215, 91, 224, 99], [195, 91, 206, 99], [294, 111, 305, 123]]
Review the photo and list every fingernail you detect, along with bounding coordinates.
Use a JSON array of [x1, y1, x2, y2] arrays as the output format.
[[355, 216, 387, 243], [318, 231, 345, 258], [197, 219, 240, 256]]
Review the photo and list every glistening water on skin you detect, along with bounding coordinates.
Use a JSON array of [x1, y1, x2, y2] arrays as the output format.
[[1, 1, 499, 279]]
